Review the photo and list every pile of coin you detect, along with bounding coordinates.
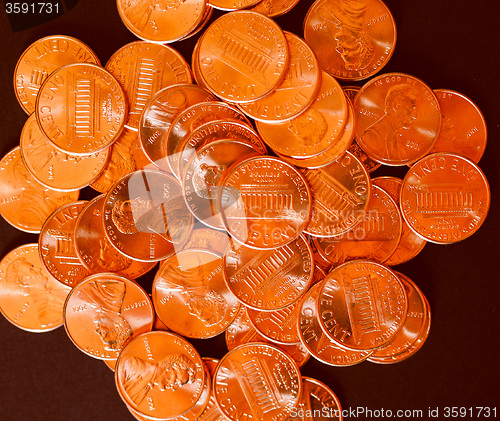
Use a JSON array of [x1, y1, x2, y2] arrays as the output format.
[[1, 0, 491, 419]]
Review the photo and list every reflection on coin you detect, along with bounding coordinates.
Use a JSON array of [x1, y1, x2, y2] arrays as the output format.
[[14, 35, 100, 114], [247, 0, 301, 18], [64, 273, 154, 360], [0, 244, 71, 332], [208, 0, 260, 11], [196, 358, 226, 421], [182, 228, 231, 255]]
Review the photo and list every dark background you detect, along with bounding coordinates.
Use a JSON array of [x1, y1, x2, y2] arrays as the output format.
[[1, 0, 499, 420]]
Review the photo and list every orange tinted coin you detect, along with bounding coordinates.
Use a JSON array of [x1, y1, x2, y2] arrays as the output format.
[[400, 153, 490, 244], [14, 35, 100, 114], [35, 63, 127, 155], [304, 0, 396, 81], [209, 0, 260, 11], [248, 0, 300, 17], [0, 244, 71, 332], [182, 228, 231, 255], [354, 73, 441, 165], [198, 11, 289, 102]]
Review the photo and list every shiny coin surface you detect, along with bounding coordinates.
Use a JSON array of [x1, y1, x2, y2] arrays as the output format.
[[106, 41, 192, 130], [153, 250, 240, 338], [224, 235, 313, 310], [198, 11, 289, 102], [400, 153, 490, 244], [219, 156, 312, 249], [64, 273, 154, 360], [182, 228, 231, 255], [304, 0, 396, 81], [348, 139, 381, 173], [103, 170, 194, 261], [213, 343, 302, 421], [14, 35, 100, 114], [115, 331, 206, 419], [209, 0, 260, 11], [0, 243, 71, 332], [20, 114, 109, 191], [196, 359, 226, 421], [0, 147, 80, 233], [247, 0, 301, 17], [354, 73, 441, 165], [318, 260, 407, 351], [35, 62, 127, 155]]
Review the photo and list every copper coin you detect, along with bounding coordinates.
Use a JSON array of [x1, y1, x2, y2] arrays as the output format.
[[369, 271, 431, 363], [208, 0, 260, 11], [219, 156, 312, 249], [182, 228, 231, 255], [139, 84, 216, 168], [177, 3, 214, 43], [238, 32, 321, 122], [246, 299, 302, 345], [298, 283, 372, 366], [256, 71, 347, 158], [0, 147, 80, 234], [177, 120, 267, 179], [20, 114, 109, 191], [153, 250, 240, 339], [74, 195, 157, 278], [39, 201, 93, 287], [90, 128, 152, 193], [166, 101, 250, 178], [372, 176, 426, 265], [311, 264, 327, 285], [313, 185, 402, 266], [35, 62, 127, 155], [191, 37, 206, 89], [223, 235, 313, 310], [318, 260, 407, 351], [304, 0, 396, 81], [115, 331, 206, 419], [196, 359, 227, 421], [0, 244, 71, 332], [106, 41, 192, 131], [103, 170, 194, 261], [354, 72, 441, 165], [301, 151, 370, 237], [213, 343, 302, 421], [288, 377, 342, 420], [197, 11, 289, 102], [117, 0, 207, 44], [247, 0, 301, 17], [183, 140, 261, 230], [306, 234, 333, 272], [400, 152, 490, 244], [64, 273, 154, 360], [429, 89, 488, 163], [14, 35, 100, 115]]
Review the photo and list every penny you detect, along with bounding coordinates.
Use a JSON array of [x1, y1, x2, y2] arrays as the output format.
[[139, 84, 216, 169], [177, 120, 267, 179], [256, 71, 347, 158], [311, 264, 327, 285], [191, 38, 206, 89], [177, 4, 214, 43], [117, 0, 207, 44], [238, 32, 321, 122], [105, 41, 192, 131], [183, 140, 261, 230], [153, 250, 240, 339], [301, 151, 370, 237], [313, 185, 402, 266], [14, 35, 100, 114], [372, 176, 426, 265], [429, 89, 487, 163], [197, 11, 289, 102], [0, 243, 71, 332], [103, 170, 194, 261], [74, 195, 157, 278], [38, 201, 92, 288], [196, 359, 227, 421], [115, 331, 206, 419], [35, 62, 127, 155], [400, 152, 490, 244], [213, 343, 302, 421], [166, 101, 250, 178], [298, 283, 372, 366], [0, 147, 80, 234], [219, 156, 312, 249], [354, 72, 441, 165], [306, 234, 333, 272], [247, 0, 301, 17], [182, 228, 231, 255], [304, 0, 396, 81], [318, 260, 408, 351], [64, 273, 154, 360], [369, 271, 431, 363], [209, 0, 260, 11], [223, 235, 313, 310], [20, 114, 109, 191], [90, 128, 152, 193]]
